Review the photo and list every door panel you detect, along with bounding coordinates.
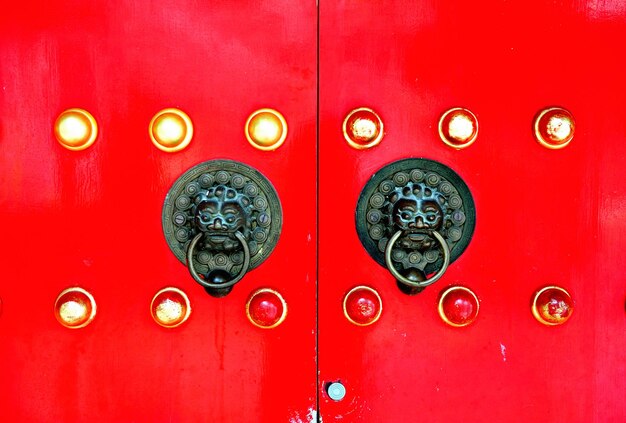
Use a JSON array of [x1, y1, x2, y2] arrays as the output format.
[[0, 1, 316, 421], [319, 1, 626, 422]]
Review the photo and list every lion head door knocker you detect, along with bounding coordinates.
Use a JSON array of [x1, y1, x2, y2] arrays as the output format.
[[355, 158, 475, 294], [162, 160, 282, 297]]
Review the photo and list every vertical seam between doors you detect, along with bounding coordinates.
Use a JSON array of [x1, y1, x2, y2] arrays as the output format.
[[315, 0, 320, 421]]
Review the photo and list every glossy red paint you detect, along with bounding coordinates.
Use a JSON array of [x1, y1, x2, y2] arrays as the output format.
[[0, 1, 316, 421], [319, 0, 626, 421], [2, 1, 626, 422]]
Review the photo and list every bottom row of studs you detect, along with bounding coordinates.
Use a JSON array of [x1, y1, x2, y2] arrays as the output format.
[[343, 285, 574, 327], [49, 287, 287, 329], [1, 285, 573, 329]]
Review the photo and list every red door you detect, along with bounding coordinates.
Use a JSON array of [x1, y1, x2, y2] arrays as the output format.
[[2, 2, 626, 422], [319, 1, 626, 422], [0, 2, 316, 421]]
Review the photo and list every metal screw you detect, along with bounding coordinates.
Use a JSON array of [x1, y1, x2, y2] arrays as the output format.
[[259, 213, 270, 225]]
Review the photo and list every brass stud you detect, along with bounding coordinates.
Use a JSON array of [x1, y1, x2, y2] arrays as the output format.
[[150, 287, 191, 328], [438, 108, 478, 149], [246, 288, 288, 329], [534, 107, 575, 149], [532, 286, 573, 325], [245, 108, 288, 151], [343, 107, 384, 150], [54, 108, 98, 151], [438, 286, 480, 327], [54, 287, 96, 329], [342, 286, 383, 327], [149, 108, 194, 152]]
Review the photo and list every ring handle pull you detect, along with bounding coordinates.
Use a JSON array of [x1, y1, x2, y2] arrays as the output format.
[[186, 231, 251, 290], [384, 230, 450, 288]]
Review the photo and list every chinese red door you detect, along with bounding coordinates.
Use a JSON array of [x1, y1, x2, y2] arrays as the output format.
[[2, 1, 626, 422]]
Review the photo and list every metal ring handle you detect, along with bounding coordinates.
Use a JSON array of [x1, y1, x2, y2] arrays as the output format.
[[186, 231, 251, 289], [385, 230, 450, 288]]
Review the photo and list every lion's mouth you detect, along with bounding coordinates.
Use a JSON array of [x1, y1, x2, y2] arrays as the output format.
[[206, 232, 235, 243], [407, 232, 428, 242]]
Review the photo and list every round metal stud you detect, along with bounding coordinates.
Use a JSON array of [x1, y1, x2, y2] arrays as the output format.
[[438, 286, 479, 327], [246, 288, 287, 329], [54, 287, 96, 329], [150, 287, 191, 328], [532, 286, 573, 325], [343, 286, 383, 326], [343, 107, 384, 150], [438, 107, 478, 149], [54, 108, 98, 151], [327, 382, 347, 402], [149, 108, 194, 152], [245, 108, 288, 151], [534, 107, 575, 149]]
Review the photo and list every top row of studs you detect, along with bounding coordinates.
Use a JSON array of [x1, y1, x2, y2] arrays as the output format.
[[53, 108, 288, 152], [54, 105, 574, 152], [343, 106, 576, 150]]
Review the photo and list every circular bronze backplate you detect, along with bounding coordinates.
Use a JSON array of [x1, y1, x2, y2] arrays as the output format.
[[162, 160, 282, 277], [355, 158, 475, 275]]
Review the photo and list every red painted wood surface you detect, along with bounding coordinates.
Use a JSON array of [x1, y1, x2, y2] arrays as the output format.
[[0, 1, 317, 421], [319, 1, 626, 421], [2, 1, 626, 422]]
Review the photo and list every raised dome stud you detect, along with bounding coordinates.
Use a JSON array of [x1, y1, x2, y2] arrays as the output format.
[[245, 108, 288, 151], [54, 287, 96, 329], [54, 108, 98, 151], [150, 287, 191, 328], [534, 107, 575, 149], [438, 286, 479, 327], [246, 288, 287, 329], [532, 286, 573, 325], [343, 107, 384, 150], [149, 108, 194, 152], [438, 107, 478, 149], [343, 286, 383, 326]]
